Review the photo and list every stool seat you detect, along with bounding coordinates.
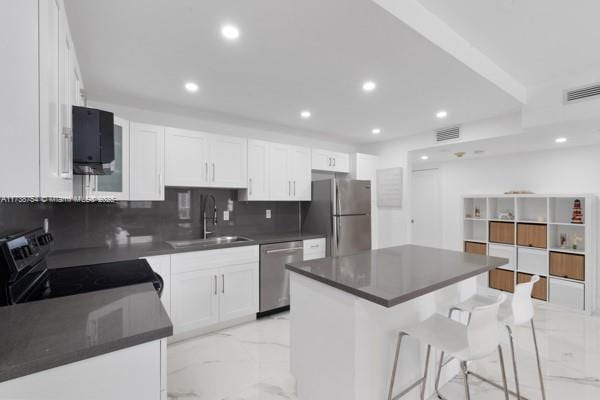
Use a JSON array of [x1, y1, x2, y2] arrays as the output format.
[[452, 294, 513, 324]]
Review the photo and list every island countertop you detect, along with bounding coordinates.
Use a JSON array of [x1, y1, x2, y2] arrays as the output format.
[[286, 244, 507, 307]]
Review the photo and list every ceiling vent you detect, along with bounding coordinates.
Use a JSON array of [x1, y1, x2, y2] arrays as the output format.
[[435, 126, 460, 142], [564, 83, 600, 104]]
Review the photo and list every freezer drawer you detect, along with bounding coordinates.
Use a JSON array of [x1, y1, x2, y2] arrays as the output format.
[[488, 244, 516, 271], [333, 214, 371, 256], [517, 248, 548, 276], [549, 277, 584, 310]]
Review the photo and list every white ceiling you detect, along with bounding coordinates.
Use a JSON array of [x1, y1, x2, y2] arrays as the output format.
[[416, 0, 600, 87], [64, 0, 520, 144]]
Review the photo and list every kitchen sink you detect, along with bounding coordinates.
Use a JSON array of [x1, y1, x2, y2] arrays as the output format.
[[166, 236, 253, 249]]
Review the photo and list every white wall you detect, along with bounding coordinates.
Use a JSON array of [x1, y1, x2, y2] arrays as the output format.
[[89, 100, 357, 153]]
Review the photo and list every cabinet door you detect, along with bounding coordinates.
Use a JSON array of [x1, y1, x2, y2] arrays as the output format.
[[489, 222, 515, 245], [269, 143, 292, 200], [219, 263, 259, 322], [143, 255, 171, 317], [57, 11, 73, 182], [549, 252, 585, 281], [489, 268, 514, 293], [246, 140, 270, 200], [209, 135, 247, 188], [311, 149, 333, 171], [165, 128, 209, 187], [171, 269, 219, 334], [0, 0, 40, 196], [464, 241, 486, 255], [517, 272, 547, 301], [291, 146, 311, 201], [332, 152, 350, 173], [517, 223, 547, 248], [90, 117, 130, 200], [130, 123, 165, 201]]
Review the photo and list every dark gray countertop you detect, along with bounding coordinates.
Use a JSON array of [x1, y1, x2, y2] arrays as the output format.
[[47, 232, 326, 268], [0, 283, 172, 383], [286, 244, 508, 307]]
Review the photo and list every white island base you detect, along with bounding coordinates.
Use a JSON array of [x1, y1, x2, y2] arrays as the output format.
[[290, 272, 477, 400]]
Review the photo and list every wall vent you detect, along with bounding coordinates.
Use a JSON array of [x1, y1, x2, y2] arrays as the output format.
[[564, 83, 600, 104], [435, 126, 460, 142]]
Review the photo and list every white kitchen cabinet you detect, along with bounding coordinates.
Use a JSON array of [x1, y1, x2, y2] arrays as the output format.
[[165, 128, 209, 187], [143, 255, 172, 317], [312, 149, 350, 173], [219, 263, 259, 321], [209, 134, 247, 188], [171, 268, 220, 333], [130, 123, 165, 201], [303, 238, 327, 260], [268, 143, 311, 201], [170, 246, 259, 335], [0, 0, 40, 197], [549, 277, 585, 311], [240, 140, 270, 201], [488, 244, 516, 271], [88, 117, 130, 200]]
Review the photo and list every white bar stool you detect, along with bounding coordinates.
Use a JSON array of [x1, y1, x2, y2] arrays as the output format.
[[435, 275, 546, 400], [387, 293, 509, 400]]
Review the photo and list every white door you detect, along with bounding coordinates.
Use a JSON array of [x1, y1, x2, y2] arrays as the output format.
[[90, 117, 130, 200], [291, 146, 311, 201], [171, 269, 219, 334], [332, 152, 350, 173], [143, 255, 171, 317], [311, 149, 333, 171], [165, 128, 209, 187], [130, 123, 165, 201], [269, 143, 291, 200], [246, 140, 270, 200], [209, 135, 247, 188], [411, 168, 441, 248], [0, 0, 40, 196], [219, 263, 259, 322]]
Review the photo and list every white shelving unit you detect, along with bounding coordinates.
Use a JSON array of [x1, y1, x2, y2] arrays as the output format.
[[462, 194, 596, 313]]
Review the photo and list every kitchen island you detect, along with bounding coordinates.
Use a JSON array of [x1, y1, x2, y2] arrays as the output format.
[[286, 244, 507, 400]]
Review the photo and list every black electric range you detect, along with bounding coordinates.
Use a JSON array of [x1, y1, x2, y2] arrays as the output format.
[[0, 228, 162, 307]]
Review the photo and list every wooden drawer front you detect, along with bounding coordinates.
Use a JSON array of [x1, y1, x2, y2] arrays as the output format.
[[549, 278, 584, 310], [488, 244, 516, 271], [464, 241, 486, 255], [549, 252, 585, 281], [517, 223, 547, 248], [489, 222, 515, 245], [489, 268, 515, 293], [517, 272, 547, 301], [171, 245, 260, 274], [517, 248, 548, 276]]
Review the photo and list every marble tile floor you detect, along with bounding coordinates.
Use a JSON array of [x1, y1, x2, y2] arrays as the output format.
[[167, 302, 600, 400]]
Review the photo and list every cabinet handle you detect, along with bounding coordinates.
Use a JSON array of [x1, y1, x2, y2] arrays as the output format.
[[333, 158, 336, 167], [212, 163, 216, 182], [222, 274, 225, 293], [293, 181, 296, 196], [158, 173, 162, 196], [310, 244, 319, 248], [249, 178, 253, 195], [328, 157, 332, 167], [288, 181, 291, 196], [214, 275, 218, 295], [205, 162, 209, 182]]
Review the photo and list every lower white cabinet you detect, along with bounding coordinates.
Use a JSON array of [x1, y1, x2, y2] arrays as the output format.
[[517, 248, 548, 276], [170, 246, 259, 334], [303, 238, 326, 260]]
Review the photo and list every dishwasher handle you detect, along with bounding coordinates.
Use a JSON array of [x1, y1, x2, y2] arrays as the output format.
[[265, 247, 304, 254]]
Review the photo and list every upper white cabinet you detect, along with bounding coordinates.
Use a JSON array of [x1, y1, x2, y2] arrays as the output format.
[[268, 143, 311, 201], [209, 134, 247, 188], [165, 130, 246, 189], [240, 140, 270, 201], [88, 117, 130, 200], [130, 123, 165, 201], [165, 128, 209, 187], [0, 0, 40, 197], [312, 149, 350, 173]]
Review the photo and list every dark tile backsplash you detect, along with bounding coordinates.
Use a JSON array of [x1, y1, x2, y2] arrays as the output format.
[[0, 188, 300, 251]]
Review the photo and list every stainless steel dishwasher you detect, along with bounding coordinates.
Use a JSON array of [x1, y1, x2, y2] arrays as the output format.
[[259, 241, 303, 315]]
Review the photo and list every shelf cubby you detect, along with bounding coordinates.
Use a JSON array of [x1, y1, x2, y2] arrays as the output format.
[[549, 197, 585, 224], [548, 224, 585, 253], [464, 219, 487, 242], [464, 197, 487, 219], [488, 197, 515, 221], [517, 197, 547, 222]]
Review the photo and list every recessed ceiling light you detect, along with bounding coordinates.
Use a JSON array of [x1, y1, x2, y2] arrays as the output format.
[[372, 128, 381, 135], [221, 24, 240, 40], [420, 155, 429, 160], [184, 82, 199, 93], [300, 110, 311, 119], [436, 110, 448, 119], [362, 81, 376, 92], [555, 137, 567, 143]]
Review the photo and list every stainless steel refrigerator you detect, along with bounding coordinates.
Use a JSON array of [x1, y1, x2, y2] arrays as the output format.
[[302, 179, 371, 257]]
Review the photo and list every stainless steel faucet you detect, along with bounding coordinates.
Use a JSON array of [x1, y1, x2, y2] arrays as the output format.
[[201, 194, 218, 239]]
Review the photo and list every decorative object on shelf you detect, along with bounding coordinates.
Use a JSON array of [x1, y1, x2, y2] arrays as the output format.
[[465, 213, 473, 218], [474, 207, 481, 218], [559, 233, 567, 248], [505, 190, 534, 194], [571, 199, 584, 224], [498, 210, 514, 220], [572, 234, 583, 250], [536, 216, 546, 222]]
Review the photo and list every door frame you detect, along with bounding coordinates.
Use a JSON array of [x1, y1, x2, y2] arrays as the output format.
[[410, 167, 442, 248]]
